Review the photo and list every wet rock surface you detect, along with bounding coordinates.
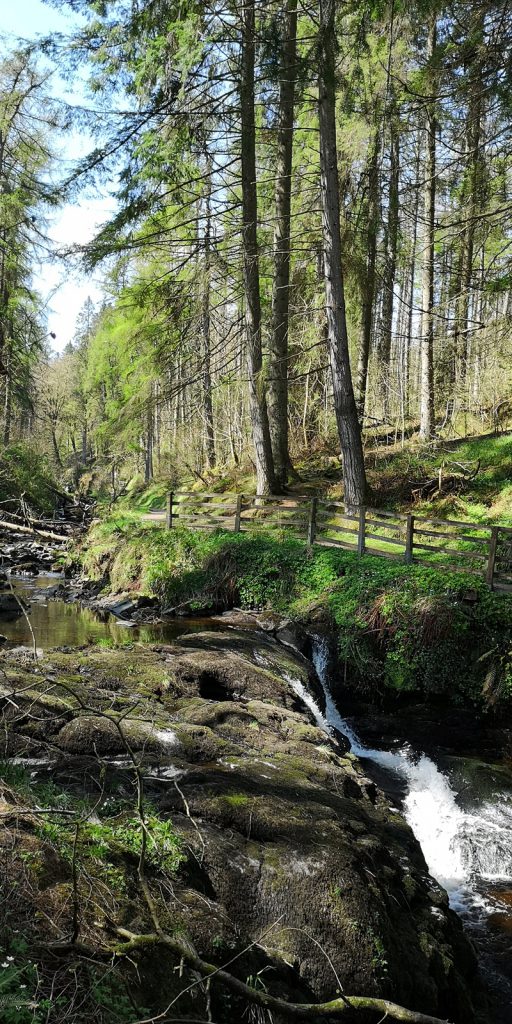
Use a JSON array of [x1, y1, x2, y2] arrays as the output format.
[[0, 630, 479, 1022]]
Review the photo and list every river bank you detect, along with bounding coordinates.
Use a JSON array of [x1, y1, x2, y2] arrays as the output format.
[[67, 513, 512, 715]]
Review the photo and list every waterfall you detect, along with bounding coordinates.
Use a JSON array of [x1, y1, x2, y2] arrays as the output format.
[[310, 640, 512, 892]]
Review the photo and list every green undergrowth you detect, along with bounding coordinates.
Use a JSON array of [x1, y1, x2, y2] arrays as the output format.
[[0, 762, 183, 877], [369, 433, 512, 524], [81, 517, 512, 708], [0, 443, 60, 514], [0, 764, 178, 1023]]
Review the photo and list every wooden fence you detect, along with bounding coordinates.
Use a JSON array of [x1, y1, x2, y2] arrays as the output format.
[[146, 492, 512, 593]]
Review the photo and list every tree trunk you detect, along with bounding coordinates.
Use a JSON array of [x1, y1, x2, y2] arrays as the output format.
[[3, 338, 11, 446], [201, 161, 216, 469], [404, 130, 421, 421], [419, 16, 437, 440], [452, 11, 484, 390], [378, 104, 400, 419], [80, 417, 87, 462], [354, 128, 380, 423], [318, 0, 367, 508], [268, 0, 298, 489], [240, 0, 276, 495], [145, 402, 153, 483], [51, 424, 62, 468]]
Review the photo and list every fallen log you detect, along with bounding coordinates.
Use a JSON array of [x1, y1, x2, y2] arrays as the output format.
[[0, 519, 69, 543]]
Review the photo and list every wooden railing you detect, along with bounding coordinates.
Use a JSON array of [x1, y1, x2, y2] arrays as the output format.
[[146, 492, 512, 593]]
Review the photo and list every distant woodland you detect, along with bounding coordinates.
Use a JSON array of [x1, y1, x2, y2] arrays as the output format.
[[1, 1, 512, 504]]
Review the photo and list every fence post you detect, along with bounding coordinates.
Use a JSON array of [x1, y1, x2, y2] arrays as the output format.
[[166, 492, 174, 530], [307, 497, 317, 547], [357, 506, 366, 556], [234, 493, 243, 533], [486, 526, 499, 589], [405, 514, 414, 564]]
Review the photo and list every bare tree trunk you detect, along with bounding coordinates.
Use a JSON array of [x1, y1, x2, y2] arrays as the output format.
[[378, 104, 400, 419], [144, 402, 153, 483], [268, 0, 298, 488], [354, 128, 380, 424], [453, 12, 484, 391], [201, 160, 216, 469], [3, 338, 11, 446], [51, 424, 62, 468], [240, 0, 276, 494], [81, 421, 88, 465], [318, 0, 367, 507], [0, 131, 7, 378], [154, 383, 161, 472], [419, 16, 437, 440], [404, 130, 421, 421]]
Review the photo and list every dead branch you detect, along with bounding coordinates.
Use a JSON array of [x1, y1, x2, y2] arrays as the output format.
[[7, 576, 37, 659], [0, 508, 75, 533], [411, 458, 481, 501], [114, 928, 452, 1024]]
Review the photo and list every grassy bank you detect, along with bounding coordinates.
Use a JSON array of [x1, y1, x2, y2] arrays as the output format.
[[81, 514, 512, 710], [368, 432, 512, 524]]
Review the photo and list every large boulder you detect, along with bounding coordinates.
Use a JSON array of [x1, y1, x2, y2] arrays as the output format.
[[0, 634, 478, 1023]]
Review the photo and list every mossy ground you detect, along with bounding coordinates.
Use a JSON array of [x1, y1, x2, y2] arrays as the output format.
[[367, 432, 512, 525]]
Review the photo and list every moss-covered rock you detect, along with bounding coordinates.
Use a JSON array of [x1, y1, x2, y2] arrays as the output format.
[[0, 632, 479, 1023]]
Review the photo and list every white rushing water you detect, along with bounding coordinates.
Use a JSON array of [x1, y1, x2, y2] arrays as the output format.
[[309, 640, 512, 894]]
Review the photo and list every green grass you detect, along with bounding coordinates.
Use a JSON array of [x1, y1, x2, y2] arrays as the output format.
[[125, 479, 170, 512], [370, 433, 512, 525]]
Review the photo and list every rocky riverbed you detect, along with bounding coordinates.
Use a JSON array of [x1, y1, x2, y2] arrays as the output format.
[[0, 526, 508, 1022], [0, 529, 66, 575]]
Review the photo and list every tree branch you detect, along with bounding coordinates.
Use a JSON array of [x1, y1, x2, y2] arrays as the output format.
[[114, 927, 452, 1024]]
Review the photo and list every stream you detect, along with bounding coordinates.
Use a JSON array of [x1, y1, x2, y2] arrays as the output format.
[[0, 574, 210, 647], [3, 573, 512, 1020]]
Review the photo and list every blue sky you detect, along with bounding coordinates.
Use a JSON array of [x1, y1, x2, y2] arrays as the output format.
[[2, 0, 71, 37], [1, 0, 113, 352]]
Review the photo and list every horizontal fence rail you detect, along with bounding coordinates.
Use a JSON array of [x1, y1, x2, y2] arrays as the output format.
[[144, 492, 512, 593]]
